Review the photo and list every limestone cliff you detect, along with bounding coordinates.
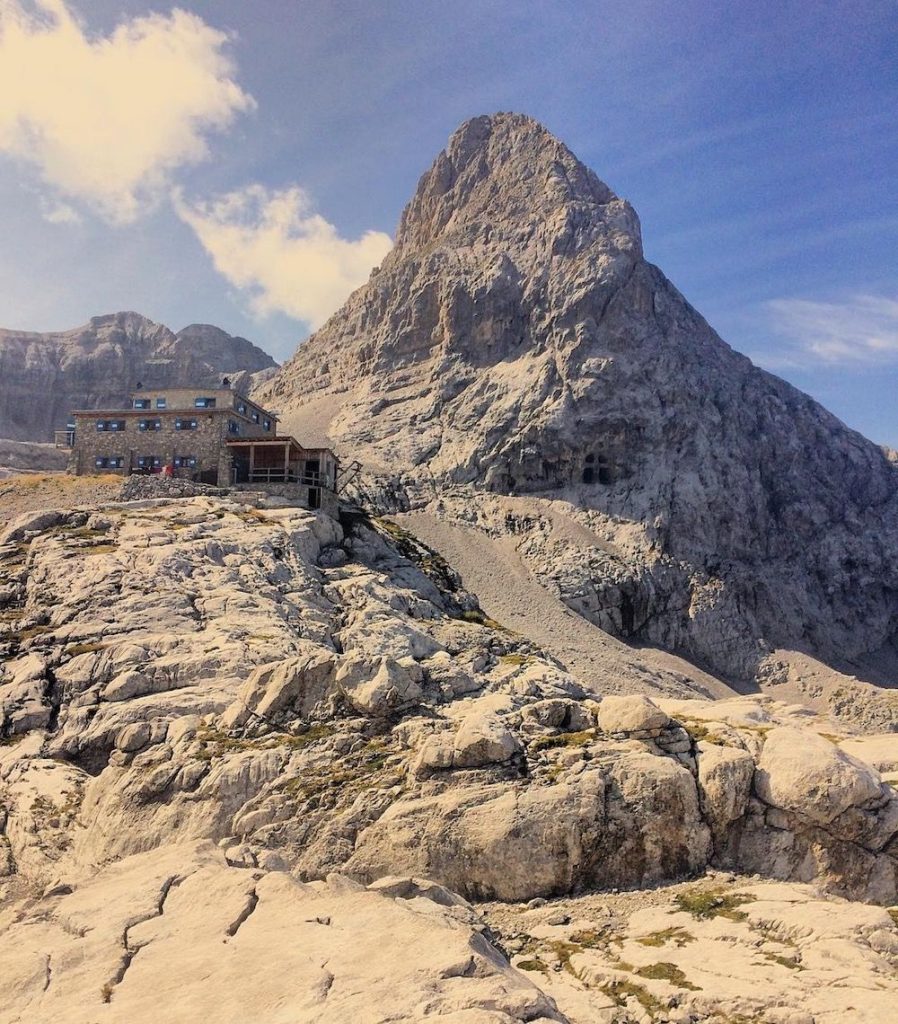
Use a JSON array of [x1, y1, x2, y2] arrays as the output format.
[[257, 113, 898, 686], [0, 312, 277, 442]]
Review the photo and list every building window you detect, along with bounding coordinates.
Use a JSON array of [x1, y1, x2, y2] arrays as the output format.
[[237, 402, 247, 414], [95, 456, 124, 469], [132, 398, 150, 409], [175, 418, 198, 431], [156, 397, 167, 409], [195, 397, 216, 408], [173, 455, 197, 468], [136, 456, 162, 469], [96, 419, 126, 432], [251, 410, 260, 423], [227, 420, 240, 435], [263, 418, 272, 431], [138, 419, 162, 431]]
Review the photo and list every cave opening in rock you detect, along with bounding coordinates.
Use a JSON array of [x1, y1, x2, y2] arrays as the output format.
[[620, 594, 635, 634], [582, 466, 595, 484]]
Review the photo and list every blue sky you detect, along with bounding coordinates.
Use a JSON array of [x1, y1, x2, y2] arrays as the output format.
[[1, 1, 896, 444]]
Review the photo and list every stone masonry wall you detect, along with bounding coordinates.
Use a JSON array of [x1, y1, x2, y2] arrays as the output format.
[[71, 411, 233, 482]]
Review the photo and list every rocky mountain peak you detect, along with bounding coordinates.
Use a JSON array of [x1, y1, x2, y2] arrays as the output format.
[[0, 312, 276, 442], [395, 112, 641, 261], [85, 310, 161, 332], [258, 114, 898, 690]]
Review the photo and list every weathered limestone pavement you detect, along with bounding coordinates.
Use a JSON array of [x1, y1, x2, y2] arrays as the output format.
[[0, 490, 897, 1021]]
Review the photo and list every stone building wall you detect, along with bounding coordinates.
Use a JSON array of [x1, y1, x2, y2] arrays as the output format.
[[71, 411, 233, 483]]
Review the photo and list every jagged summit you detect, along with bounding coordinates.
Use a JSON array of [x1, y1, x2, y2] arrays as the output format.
[[395, 112, 638, 256]]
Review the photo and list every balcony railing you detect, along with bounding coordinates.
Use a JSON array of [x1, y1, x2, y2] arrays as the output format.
[[245, 468, 332, 488], [54, 429, 75, 449]]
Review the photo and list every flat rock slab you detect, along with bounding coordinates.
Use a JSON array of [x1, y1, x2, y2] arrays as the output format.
[[0, 842, 563, 1024]]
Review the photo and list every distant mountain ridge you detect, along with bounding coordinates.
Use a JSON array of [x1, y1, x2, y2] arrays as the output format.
[[0, 312, 277, 442]]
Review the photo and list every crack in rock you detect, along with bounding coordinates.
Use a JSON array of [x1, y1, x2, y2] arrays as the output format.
[[105, 872, 188, 1001], [225, 888, 259, 937]]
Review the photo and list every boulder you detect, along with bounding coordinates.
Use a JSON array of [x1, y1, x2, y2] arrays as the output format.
[[696, 742, 755, 841], [521, 698, 593, 732], [596, 694, 670, 736], [221, 651, 337, 729], [115, 722, 151, 753], [453, 712, 523, 768], [336, 655, 423, 717], [0, 509, 66, 545], [754, 727, 884, 826]]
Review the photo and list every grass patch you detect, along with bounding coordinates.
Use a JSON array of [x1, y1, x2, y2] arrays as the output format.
[[17, 624, 53, 641], [280, 724, 337, 749], [569, 928, 605, 948], [499, 653, 533, 667], [516, 958, 548, 973], [678, 717, 727, 745], [637, 926, 695, 948], [599, 979, 665, 1016], [544, 940, 582, 974], [888, 908, 898, 928], [762, 951, 803, 970], [236, 508, 269, 527], [530, 729, 595, 752], [675, 886, 755, 922], [194, 723, 337, 761], [457, 608, 503, 629], [376, 518, 406, 538], [66, 525, 110, 540], [83, 544, 118, 556], [65, 641, 108, 657], [278, 739, 396, 802], [635, 962, 701, 990]]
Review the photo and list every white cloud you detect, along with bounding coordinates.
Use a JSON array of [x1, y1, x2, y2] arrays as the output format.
[[174, 184, 393, 329], [0, 0, 254, 223], [39, 197, 80, 224], [765, 294, 898, 365]]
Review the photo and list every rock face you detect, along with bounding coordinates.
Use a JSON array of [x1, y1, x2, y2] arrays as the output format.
[[0, 312, 277, 442], [1, 492, 897, 907], [256, 113, 898, 686]]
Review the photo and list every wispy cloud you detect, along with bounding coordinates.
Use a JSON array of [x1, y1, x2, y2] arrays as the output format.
[[38, 196, 80, 225], [0, 0, 254, 224], [763, 294, 898, 366], [174, 184, 392, 329]]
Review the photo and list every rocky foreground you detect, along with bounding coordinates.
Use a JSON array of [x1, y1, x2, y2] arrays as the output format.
[[1, 487, 897, 1021]]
